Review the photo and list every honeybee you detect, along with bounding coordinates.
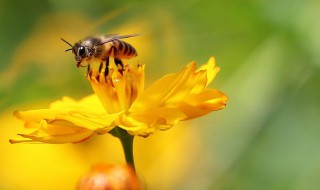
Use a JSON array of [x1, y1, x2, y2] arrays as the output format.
[[61, 34, 139, 75]]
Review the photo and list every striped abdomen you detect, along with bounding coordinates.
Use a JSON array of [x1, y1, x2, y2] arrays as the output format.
[[112, 39, 137, 59]]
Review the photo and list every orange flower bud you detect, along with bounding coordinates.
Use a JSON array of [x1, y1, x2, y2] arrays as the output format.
[[77, 163, 141, 190]]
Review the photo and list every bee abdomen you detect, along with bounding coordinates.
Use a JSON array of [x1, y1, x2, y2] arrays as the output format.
[[114, 40, 137, 59]]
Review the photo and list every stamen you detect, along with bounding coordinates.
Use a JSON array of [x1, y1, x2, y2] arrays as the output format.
[[95, 75, 100, 82]]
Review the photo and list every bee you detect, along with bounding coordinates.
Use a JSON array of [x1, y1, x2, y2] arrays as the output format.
[[61, 34, 139, 75]]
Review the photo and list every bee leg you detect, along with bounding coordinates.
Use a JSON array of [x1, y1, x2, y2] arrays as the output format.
[[110, 45, 124, 75], [86, 64, 91, 77], [114, 58, 124, 75], [104, 56, 110, 76], [98, 62, 103, 73]]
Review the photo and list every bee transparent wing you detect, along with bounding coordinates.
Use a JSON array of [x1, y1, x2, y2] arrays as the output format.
[[116, 34, 141, 39], [99, 34, 120, 44], [95, 34, 141, 46], [103, 34, 120, 39]]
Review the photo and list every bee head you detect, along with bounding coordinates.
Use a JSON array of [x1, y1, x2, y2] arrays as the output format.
[[73, 43, 89, 67], [61, 38, 90, 67]]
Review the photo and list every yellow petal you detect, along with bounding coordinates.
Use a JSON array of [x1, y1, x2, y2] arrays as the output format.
[[56, 111, 124, 133], [129, 64, 145, 96], [197, 57, 220, 86], [11, 94, 121, 143], [177, 89, 228, 119], [51, 95, 106, 114], [130, 62, 207, 113], [120, 108, 186, 136], [10, 120, 95, 144], [14, 94, 106, 123]]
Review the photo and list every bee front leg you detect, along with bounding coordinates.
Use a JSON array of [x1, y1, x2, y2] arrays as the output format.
[[104, 56, 110, 76], [87, 64, 91, 77]]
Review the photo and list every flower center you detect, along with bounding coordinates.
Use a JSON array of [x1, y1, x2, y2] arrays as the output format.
[[86, 61, 145, 114]]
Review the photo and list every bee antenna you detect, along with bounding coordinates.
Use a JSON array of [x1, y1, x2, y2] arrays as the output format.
[[65, 48, 73, 52], [61, 38, 74, 47]]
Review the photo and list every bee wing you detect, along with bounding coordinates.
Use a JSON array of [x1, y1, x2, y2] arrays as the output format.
[[95, 34, 141, 46], [103, 34, 120, 39], [116, 34, 141, 39]]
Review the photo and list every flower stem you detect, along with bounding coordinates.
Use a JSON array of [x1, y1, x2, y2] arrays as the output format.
[[109, 127, 135, 172]]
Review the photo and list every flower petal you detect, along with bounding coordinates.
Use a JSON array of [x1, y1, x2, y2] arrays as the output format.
[[56, 111, 124, 134], [10, 120, 95, 144], [130, 62, 207, 113], [118, 107, 186, 137], [88, 70, 122, 113], [177, 89, 228, 119], [197, 57, 220, 86], [11, 94, 122, 143], [14, 94, 106, 123]]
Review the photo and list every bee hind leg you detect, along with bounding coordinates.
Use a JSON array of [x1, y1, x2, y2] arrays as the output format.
[[114, 58, 124, 75]]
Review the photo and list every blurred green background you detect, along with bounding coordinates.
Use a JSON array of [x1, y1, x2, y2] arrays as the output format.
[[1, 0, 320, 189]]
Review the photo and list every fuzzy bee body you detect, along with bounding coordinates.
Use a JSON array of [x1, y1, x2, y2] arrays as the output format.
[[62, 34, 139, 74], [102, 38, 137, 59]]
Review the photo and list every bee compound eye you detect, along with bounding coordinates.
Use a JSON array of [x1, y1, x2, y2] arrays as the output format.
[[78, 46, 86, 57]]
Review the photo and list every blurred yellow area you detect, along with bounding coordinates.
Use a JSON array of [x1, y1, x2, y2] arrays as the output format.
[[2, 108, 202, 190]]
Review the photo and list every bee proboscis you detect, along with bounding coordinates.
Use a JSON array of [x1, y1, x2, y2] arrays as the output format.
[[62, 34, 140, 75]]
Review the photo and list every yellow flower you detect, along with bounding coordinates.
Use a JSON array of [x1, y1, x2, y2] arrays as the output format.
[[10, 57, 228, 143]]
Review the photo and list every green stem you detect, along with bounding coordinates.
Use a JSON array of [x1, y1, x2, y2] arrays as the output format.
[[109, 127, 135, 172]]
